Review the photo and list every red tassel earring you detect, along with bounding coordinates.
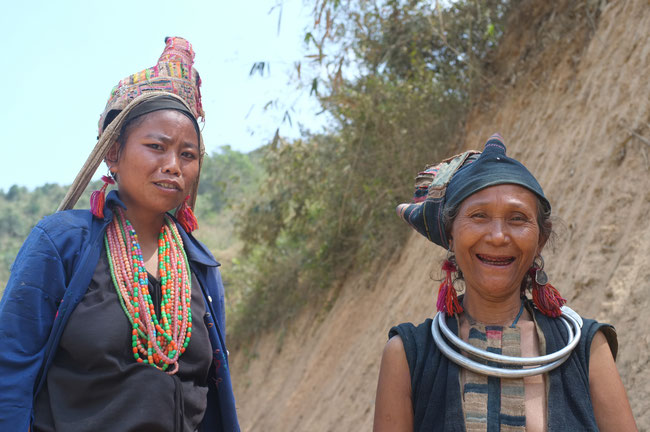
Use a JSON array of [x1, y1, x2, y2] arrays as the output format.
[[90, 175, 115, 219], [176, 195, 199, 233], [437, 257, 463, 315], [529, 255, 566, 317]]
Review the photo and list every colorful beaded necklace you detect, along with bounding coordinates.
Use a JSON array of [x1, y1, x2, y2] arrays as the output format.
[[104, 207, 192, 375]]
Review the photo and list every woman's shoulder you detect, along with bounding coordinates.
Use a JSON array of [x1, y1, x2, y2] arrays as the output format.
[[389, 318, 433, 342], [35, 209, 94, 236], [24, 210, 97, 258], [388, 318, 436, 370], [173, 221, 220, 268], [578, 315, 618, 360], [533, 305, 618, 360]]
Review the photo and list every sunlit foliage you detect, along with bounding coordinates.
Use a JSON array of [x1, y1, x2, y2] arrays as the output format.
[[227, 0, 513, 342]]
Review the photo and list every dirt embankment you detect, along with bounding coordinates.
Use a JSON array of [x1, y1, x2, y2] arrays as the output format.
[[230, 1, 650, 430]]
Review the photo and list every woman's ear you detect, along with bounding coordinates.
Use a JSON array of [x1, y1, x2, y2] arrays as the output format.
[[537, 227, 551, 254], [105, 141, 120, 164], [104, 142, 120, 181], [105, 141, 121, 174]]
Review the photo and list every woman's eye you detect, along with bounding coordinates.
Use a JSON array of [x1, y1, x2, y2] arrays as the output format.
[[146, 143, 163, 150], [470, 212, 487, 219], [510, 214, 528, 222], [181, 151, 197, 159]]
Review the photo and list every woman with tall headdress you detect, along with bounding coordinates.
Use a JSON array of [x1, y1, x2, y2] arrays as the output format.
[[373, 134, 636, 431], [0, 37, 240, 432]]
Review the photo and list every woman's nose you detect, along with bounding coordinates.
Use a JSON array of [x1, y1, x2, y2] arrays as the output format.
[[161, 152, 181, 175], [487, 218, 509, 244]]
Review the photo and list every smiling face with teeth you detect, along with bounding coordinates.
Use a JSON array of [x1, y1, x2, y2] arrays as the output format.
[[450, 184, 546, 309], [107, 109, 200, 222]]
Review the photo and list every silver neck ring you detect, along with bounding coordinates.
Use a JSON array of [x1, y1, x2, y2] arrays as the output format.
[[430, 306, 582, 378]]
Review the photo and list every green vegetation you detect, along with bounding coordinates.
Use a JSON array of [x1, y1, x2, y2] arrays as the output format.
[[193, 145, 265, 254], [0, 184, 67, 288], [1, 0, 513, 344], [0, 147, 260, 294], [227, 0, 513, 342]]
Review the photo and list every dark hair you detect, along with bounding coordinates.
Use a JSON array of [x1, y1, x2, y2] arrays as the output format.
[[442, 194, 554, 249]]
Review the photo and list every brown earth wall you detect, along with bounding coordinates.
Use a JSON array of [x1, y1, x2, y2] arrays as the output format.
[[230, 1, 650, 430]]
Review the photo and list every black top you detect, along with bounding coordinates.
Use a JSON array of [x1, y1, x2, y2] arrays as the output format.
[[33, 248, 213, 432], [388, 304, 617, 431]]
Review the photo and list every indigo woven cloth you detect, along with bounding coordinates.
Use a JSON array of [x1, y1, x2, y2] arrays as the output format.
[[396, 134, 549, 249]]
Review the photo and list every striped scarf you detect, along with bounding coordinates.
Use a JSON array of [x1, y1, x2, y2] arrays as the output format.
[[461, 323, 527, 431]]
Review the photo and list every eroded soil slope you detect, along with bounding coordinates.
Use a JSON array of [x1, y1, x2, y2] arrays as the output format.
[[230, 1, 650, 430]]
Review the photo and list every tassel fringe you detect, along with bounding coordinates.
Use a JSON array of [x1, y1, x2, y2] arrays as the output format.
[[176, 195, 199, 233], [437, 259, 463, 315], [529, 268, 566, 317], [90, 175, 115, 219]]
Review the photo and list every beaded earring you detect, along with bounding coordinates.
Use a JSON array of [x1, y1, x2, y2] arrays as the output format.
[[90, 172, 115, 219], [529, 255, 566, 317], [437, 250, 463, 315], [176, 195, 199, 233]]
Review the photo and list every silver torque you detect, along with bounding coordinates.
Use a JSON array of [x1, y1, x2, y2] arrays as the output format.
[[430, 309, 582, 378], [437, 310, 582, 366]]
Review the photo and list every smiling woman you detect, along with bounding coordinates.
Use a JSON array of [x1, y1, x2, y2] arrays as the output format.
[[374, 134, 637, 431], [0, 38, 240, 432], [450, 185, 543, 313]]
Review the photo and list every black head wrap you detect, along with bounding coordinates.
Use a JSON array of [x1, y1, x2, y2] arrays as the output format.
[[120, 94, 201, 143], [397, 134, 550, 249]]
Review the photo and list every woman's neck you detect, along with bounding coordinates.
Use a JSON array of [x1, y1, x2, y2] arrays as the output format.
[[122, 208, 165, 276], [461, 290, 529, 326]]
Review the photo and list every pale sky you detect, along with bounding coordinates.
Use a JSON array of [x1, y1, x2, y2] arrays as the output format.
[[0, 0, 327, 190]]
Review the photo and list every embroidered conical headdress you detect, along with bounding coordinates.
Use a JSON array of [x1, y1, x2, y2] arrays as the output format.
[[98, 36, 204, 137], [58, 37, 205, 213]]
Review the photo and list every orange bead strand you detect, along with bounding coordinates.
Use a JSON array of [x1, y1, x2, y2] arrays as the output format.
[[104, 208, 192, 375]]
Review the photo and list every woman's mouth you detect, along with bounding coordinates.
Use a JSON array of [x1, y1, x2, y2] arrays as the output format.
[[476, 254, 515, 266], [154, 182, 180, 191]]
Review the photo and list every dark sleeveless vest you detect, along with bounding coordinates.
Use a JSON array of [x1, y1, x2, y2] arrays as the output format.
[[389, 305, 617, 431]]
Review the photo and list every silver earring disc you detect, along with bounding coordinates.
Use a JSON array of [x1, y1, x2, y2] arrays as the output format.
[[535, 269, 549, 286]]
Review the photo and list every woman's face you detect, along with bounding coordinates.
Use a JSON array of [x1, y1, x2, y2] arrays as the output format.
[[450, 184, 544, 302], [108, 109, 200, 218]]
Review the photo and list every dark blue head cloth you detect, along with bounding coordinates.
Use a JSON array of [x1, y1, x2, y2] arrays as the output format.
[[396, 133, 550, 249]]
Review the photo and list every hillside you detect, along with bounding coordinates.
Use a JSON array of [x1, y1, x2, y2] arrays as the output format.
[[229, 0, 650, 430]]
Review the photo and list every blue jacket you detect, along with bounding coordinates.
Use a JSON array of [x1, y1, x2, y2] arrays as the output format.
[[0, 191, 240, 431]]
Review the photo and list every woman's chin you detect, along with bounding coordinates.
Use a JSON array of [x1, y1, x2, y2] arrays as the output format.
[[465, 279, 522, 301]]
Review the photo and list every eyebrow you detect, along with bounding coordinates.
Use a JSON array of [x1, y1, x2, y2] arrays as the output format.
[[465, 199, 534, 211], [144, 133, 199, 149]]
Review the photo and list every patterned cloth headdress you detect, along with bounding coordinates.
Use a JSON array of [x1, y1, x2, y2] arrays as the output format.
[[399, 134, 566, 317], [98, 36, 204, 137], [58, 37, 205, 213], [397, 134, 551, 249]]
